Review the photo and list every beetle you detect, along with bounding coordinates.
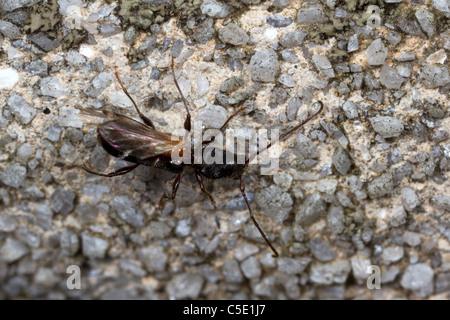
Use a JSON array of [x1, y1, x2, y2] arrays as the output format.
[[80, 59, 324, 257]]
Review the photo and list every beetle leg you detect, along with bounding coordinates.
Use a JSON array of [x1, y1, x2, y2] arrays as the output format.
[[240, 176, 279, 258], [158, 171, 182, 209], [82, 163, 140, 177], [194, 170, 217, 209]]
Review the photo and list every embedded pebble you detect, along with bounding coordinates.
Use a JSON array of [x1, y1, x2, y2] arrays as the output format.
[[368, 172, 394, 199], [196, 104, 228, 129], [82, 233, 109, 259], [295, 192, 326, 225], [400, 263, 434, 297], [201, 1, 234, 19], [367, 39, 388, 66], [255, 185, 293, 223], [218, 23, 249, 46], [1, 164, 26, 189], [7, 94, 36, 125], [249, 49, 279, 83], [50, 187, 76, 215], [309, 237, 336, 262], [401, 187, 420, 212], [369, 116, 404, 138], [379, 65, 406, 89], [0, 238, 29, 263], [279, 31, 307, 48], [309, 260, 351, 285], [40, 77, 69, 98], [0, 68, 19, 89], [297, 4, 328, 25], [166, 274, 204, 299], [266, 14, 293, 28]]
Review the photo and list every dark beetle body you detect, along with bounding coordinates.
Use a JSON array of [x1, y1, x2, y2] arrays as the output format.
[[81, 64, 324, 258]]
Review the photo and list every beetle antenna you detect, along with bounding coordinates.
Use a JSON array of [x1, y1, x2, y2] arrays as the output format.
[[171, 57, 191, 132], [114, 66, 145, 120], [246, 101, 324, 165]]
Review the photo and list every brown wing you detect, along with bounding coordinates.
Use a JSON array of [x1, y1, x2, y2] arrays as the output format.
[[79, 109, 181, 159]]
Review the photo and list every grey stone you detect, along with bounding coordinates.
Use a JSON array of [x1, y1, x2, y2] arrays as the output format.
[[382, 246, 404, 264], [337, 82, 350, 94], [368, 172, 394, 199], [99, 23, 120, 37], [351, 257, 371, 281], [60, 229, 79, 256], [249, 49, 279, 82], [201, 1, 234, 18], [347, 34, 358, 52], [150, 67, 161, 80], [295, 192, 326, 225], [223, 258, 244, 283], [218, 23, 249, 46], [435, 273, 450, 294], [171, 38, 184, 57], [327, 206, 344, 234], [396, 64, 413, 78], [277, 257, 311, 275], [273, 172, 293, 191], [432, 0, 450, 17], [111, 196, 144, 228], [175, 219, 191, 238], [431, 130, 449, 142], [75, 203, 98, 225], [309, 237, 336, 262], [241, 256, 261, 279], [255, 185, 293, 223], [50, 187, 76, 215], [1, 163, 26, 188], [47, 124, 62, 142], [286, 96, 301, 121], [389, 206, 407, 227], [278, 74, 295, 88], [272, 0, 290, 8], [279, 31, 307, 48], [0, 238, 29, 263], [310, 260, 351, 285], [34, 268, 59, 287], [400, 263, 434, 297], [41, 77, 69, 98], [370, 116, 404, 138], [17, 143, 33, 162], [0, 20, 20, 39], [24, 60, 48, 77], [27, 32, 61, 52], [65, 50, 86, 67], [139, 245, 167, 272], [342, 101, 358, 119], [0, 215, 16, 232], [431, 194, 450, 211], [297, 4, 328, 25], [381, 266, 400, 284], [419, 65, 450, 88], [386, 30, 401, 47], [225, 193, 254, 211], [84, 72, 113, 98], [294, 133, 318, 160], [332, 145, 352, 175], [401, 187, 420, 211], [82, 233, 109, 259], [34, 204, 53, 230], [7, 94, 36, 125], [415, 9, 435, 38], [0, 0, 39, 12], [196, 74, 209, 96], [367, 39, 388, 66], [403, 231, 421, 247], [196, 104, 228, 129], [379, 65, 406, 89], [235, 243, 259, 261], [220, 76, 244, 94], [396, 52, 415, 62], [281, 49, 300, 63], [312, 55, 335, 78], [166, 274, 204, 299], [266, 14, 293, 28]]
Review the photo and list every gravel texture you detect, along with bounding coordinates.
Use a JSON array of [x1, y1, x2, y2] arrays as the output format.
[[0, 0, 448, 301]]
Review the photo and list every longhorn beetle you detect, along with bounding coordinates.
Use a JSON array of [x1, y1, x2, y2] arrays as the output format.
[[80, 59, 324, 257]]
